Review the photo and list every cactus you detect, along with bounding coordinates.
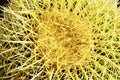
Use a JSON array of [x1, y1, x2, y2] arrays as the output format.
[[0, 0, 120, 80]]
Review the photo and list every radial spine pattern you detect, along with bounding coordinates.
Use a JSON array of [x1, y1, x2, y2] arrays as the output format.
[[0, 0, 120, 80]]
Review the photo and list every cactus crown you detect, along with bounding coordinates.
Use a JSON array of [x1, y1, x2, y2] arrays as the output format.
[[0, 0, 120, 80]]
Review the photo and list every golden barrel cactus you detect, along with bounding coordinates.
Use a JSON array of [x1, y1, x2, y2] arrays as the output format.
[[0, 0, 120, 80]]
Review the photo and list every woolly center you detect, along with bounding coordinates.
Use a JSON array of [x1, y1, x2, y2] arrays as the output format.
[[34, 11, 93, 66]]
